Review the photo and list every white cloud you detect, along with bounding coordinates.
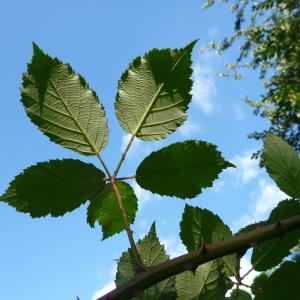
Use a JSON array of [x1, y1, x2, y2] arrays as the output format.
[[162, 236, 186, 258], [240, 256, 259, 288], [133, 182, 152, 208], [230, 150, 260, 184], [120, 134, 142, 155], [192, 63, 217, 114], [212, 180, 225, 192], [233, 103, 245, 121], [91, 281, 115, 300], [178, 119, 202, 137], [233, 179, 288, 230]]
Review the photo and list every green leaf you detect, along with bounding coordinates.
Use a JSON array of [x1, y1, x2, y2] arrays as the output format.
[[136, 140, 234, 199], [180, 204, 238, 277], [229, 289, 252, 300], [175, 260, 232, 300], [254, 261, 300, 300], [87, 181, 138, 240], [251, 273, 269, 296], [262, 133, 300, 199], [115, 41, 197, 141], [116, 223, 176, 299], [251, 199, 300, 271], [21, 43, 108, 155], [0, 159, 105, 217]]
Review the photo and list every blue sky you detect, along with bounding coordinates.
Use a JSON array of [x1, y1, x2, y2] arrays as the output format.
[[0, 1, 287, 299]]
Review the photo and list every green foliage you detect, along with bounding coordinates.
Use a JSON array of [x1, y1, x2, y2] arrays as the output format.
[[0, 159, 105, 217], [115, 41, 196, 141], [2, 40, 300, 299], [254, 261, 300, 300], [251, 199, 300, 271], [116, 223, 176, 299], [87, 181, 138, 240], [175, 260, 232, 300], [204, 0, 300, 156], [136, 140, 234, 199], [238, 200, 300, 271], [229, 289, 252, 300], [251, 273, 269, 296], [263, 133, 300, 199], [22, 43, 108, 155], [180, 204, 237, 277]]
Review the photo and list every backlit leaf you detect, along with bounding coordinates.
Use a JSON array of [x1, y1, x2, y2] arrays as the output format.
[[21, 43, 108, 155], [116, 223, 176, 299], [87, 181, 138, 240], [263, 134, 300, 198], [136, 140, 234, 199], [115, 41, 196, 141], [0, 159, 105, 217], [176, 260, 232, 300], [180, 204, 238, 277]]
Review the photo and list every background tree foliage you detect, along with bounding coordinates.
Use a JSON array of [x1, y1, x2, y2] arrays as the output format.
[[204, 0, 300, 158]]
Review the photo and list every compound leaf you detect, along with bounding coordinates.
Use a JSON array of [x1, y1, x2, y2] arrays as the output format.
[[263, 134, 300, 199], [0, 159, 105, 217], [115, 41, 196, 141], [180, 204, 238, 277], [21, 43, 108, 155], [136, 140, 234, 199], [176, 260, 232, 300], [116, 223, 176, 299], [87, 181, 138, 240]]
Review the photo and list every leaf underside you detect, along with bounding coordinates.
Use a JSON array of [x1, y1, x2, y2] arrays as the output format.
[[254, 261, 300, 300], [116, 223, 176, 299], [136, 140, 234, 199], [0, 159, 105, 217], [263, 133, 300, 199], [251, 199, 300, 271], [175, 259, 232, 300], [115, 41, 197, 141], [180, 204, 238, 277], [87, 181, 138, 240], [21, 43, 108, 155]]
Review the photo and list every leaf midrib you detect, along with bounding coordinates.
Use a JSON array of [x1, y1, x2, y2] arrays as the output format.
[[48, 76, 98, 155], [132, 48, 190, 137]]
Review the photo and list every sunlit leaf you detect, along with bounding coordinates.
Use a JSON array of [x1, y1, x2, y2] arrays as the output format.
[[263, 133, 300, 199], [87, 181, 138, 240], [136, 140, 234, 199], [0, 159, 105, 217], [116, 223, 176, 299], [115, 41, 196, 141], [21, 43, 108, 155]]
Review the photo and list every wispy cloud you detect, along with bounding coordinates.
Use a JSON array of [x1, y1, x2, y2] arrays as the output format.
[[91, 281, 115, 300], [161, 236, 186, 258], [192, 62, 217, 114], [233, 103, 245, 121], [230, 150, 260, 185], [178, 119, 202, 137], [233, 179, 287, 230], [132, 182, 152, 209]]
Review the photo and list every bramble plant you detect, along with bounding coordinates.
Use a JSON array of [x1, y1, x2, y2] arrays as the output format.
[[1, 41, 300, 299]]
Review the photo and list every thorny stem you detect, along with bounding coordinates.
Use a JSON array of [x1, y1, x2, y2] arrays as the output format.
[[97, 213, 300, 300], [95, 147, 145, 270], [96, 153, 112, 178], [110, 176, 146, 271], [114, 134, 136, 177]]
